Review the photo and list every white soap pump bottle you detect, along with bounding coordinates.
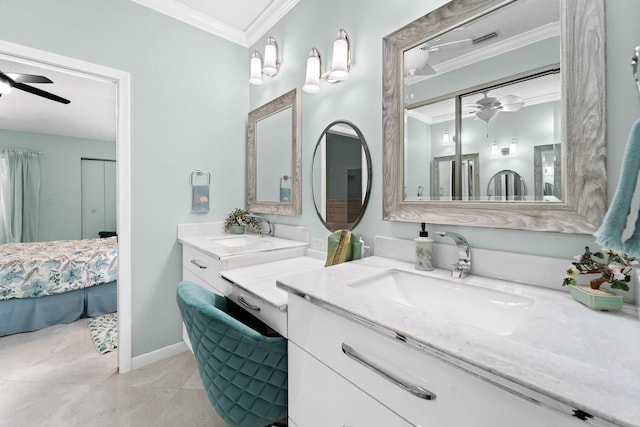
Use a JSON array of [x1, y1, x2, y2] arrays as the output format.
[[415, 222, 434, 271]]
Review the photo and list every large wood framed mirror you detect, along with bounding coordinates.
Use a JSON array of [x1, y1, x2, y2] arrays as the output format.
[[247, 88, 301, 216], [382, 0, 605, 234]]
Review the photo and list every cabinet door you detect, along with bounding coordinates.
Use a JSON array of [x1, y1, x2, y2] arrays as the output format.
[[289, 342, 412, 427]]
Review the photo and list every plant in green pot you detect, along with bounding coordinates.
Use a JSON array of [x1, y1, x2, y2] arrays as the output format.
[[562, 246, 636, 311], [223, 208, 262, 234]]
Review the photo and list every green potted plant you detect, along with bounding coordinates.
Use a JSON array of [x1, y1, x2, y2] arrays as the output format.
[[562, 246, 636, 311], [223, 208, 262, 234]]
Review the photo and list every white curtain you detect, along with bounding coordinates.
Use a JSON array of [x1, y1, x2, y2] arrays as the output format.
[[0, 149, 41, 244]]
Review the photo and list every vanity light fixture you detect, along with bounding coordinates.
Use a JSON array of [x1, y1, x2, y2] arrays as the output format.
[[302, 29, 352, 93], [249, 36, 281, 86], [510, 138, 518, 156], [491, 140, 499, 157]]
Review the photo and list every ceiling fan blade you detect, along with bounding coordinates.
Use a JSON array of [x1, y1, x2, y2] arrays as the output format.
[[499, 95, 525, 112], [13, 82, 70, 104], [6, 73, 53, 84]]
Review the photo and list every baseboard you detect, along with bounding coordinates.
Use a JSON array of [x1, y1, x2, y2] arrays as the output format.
[[129, 341, 189, 371]]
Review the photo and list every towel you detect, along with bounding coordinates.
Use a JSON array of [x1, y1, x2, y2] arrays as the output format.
[[594, 119, 640, 255], [192, 185, 210, 213]]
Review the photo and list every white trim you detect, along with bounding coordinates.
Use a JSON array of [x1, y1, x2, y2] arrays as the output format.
[[129, 0, 299, 47], [131, 342, 189, 370], [0, 40, 133, 374]]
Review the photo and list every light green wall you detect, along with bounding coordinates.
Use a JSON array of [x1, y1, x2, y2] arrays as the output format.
[[251, 0, 640, 258], [0, 129, 115, 242], [1, 0, 638, 358], [0, 0, 248, 356]]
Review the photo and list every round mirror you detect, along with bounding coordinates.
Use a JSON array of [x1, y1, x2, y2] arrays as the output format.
[[487, 170, 527, 201], [312, 120, 372, 231]]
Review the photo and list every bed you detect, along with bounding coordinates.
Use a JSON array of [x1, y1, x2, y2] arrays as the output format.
[[0, 237, 118, 336]]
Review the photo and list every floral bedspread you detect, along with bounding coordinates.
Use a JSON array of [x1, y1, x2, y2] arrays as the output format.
[[0, 237, 117, 301]]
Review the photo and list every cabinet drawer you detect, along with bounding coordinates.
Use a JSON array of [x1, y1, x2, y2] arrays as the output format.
[[288, 295, 585, 427], [182, 269, 226, 296], [289, 342, 411, 427], [227, 288, 287, 337], [182, 245, 230, 295]]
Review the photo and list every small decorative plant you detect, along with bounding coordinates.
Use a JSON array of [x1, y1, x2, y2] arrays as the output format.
[[562, 246, 636, 292], [224, 208, 262, 234]]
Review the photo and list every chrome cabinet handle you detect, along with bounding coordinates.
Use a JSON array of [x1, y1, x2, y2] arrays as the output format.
[[190, 259, 207, 269], [237, 295, 261, 311], [341, 343, 436, 401]]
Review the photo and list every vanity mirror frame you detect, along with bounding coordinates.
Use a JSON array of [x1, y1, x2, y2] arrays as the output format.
[[247, 88, 302, 216], [382, 0, 606, 234]]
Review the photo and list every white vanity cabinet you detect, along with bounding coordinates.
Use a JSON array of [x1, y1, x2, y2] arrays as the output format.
[[287, 294, 587, 427], [182, 245, 231, 295]]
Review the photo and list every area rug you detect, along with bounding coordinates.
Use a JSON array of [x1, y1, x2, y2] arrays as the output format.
[[88, 312, 118, 354]]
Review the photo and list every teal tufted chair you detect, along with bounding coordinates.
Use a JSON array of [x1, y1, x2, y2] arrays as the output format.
[[176, 281, 288, 427]]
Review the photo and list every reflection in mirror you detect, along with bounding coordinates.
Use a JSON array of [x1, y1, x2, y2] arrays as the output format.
[[534, 144, 562, 201], [312, 121, 372, 231], [432, 153, 479, 201], [255, 106, 292, 202], [247, 89, 301, 216], [382, 0, 606, 233], [487, 170, 526, 201]]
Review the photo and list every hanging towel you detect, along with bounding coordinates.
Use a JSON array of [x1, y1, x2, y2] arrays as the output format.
[[325, 229, 353, 267], [594, 119, 640, 255], [192, 185, 210, 213]]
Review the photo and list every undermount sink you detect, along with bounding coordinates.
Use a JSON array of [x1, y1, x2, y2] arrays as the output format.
[[348, 269, 534, 336]]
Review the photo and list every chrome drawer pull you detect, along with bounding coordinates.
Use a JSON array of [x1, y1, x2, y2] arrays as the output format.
[[237, 295, 261, 311], [190, 259, 207, 269], [341, 343, 436, 401]]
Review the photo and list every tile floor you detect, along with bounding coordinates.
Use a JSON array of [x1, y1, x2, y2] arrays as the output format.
[[0, 319, 231, 427]]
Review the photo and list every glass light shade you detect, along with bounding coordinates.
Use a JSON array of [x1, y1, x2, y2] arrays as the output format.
[[491, 141, 499, 157], [263, 40, 278, 76], [0, 77, 11, 94], [249, 53, 263, 85], [443, 130, 450, 145], [476, 108, 498, 123], [303, 54, 321, 93], [510, 138, 518, 155], [329, 37, 349, 81]]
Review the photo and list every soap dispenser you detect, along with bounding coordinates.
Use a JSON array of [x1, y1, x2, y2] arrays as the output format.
[[415, 223, 434, 271]]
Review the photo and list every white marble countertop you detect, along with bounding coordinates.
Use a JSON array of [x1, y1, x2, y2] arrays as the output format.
[[276, 256, 640, 427], [219, 255, 325, 310], [178, 232, 307, 260]]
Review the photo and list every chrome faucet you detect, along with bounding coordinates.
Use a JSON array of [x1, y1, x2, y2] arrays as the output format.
[[247, 214, 273, 236], [436, 231, 471, 278]]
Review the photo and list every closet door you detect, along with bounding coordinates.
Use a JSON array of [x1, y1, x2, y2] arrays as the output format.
[[81, 159, 116, 239]]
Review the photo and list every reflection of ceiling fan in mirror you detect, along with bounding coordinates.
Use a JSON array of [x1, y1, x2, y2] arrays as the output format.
[[405, 38, 473, 77], [0, 70, 71, 104], [465, 91, 525, 123]]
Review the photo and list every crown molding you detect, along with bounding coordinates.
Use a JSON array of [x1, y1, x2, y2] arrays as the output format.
[[131, 0, 299, 48]]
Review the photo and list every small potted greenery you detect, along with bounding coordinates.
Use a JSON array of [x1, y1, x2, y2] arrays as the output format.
[[562, 246, 636, 311], [223, 208, 262, 234]]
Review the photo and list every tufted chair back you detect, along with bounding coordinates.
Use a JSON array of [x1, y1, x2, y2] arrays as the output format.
[[176, 281, 288, 427]]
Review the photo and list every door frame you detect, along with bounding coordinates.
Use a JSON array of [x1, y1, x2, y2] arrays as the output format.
[[0, 40, 133, 373]]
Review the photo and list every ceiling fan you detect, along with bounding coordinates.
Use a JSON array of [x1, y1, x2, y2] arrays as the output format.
[[465, 91, 525, 123], [0, 70, 71, 104], [405, 38, 473, 77]]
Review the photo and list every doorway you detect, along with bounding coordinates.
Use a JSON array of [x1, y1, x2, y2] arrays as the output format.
[[0, 40, 132, 372]]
